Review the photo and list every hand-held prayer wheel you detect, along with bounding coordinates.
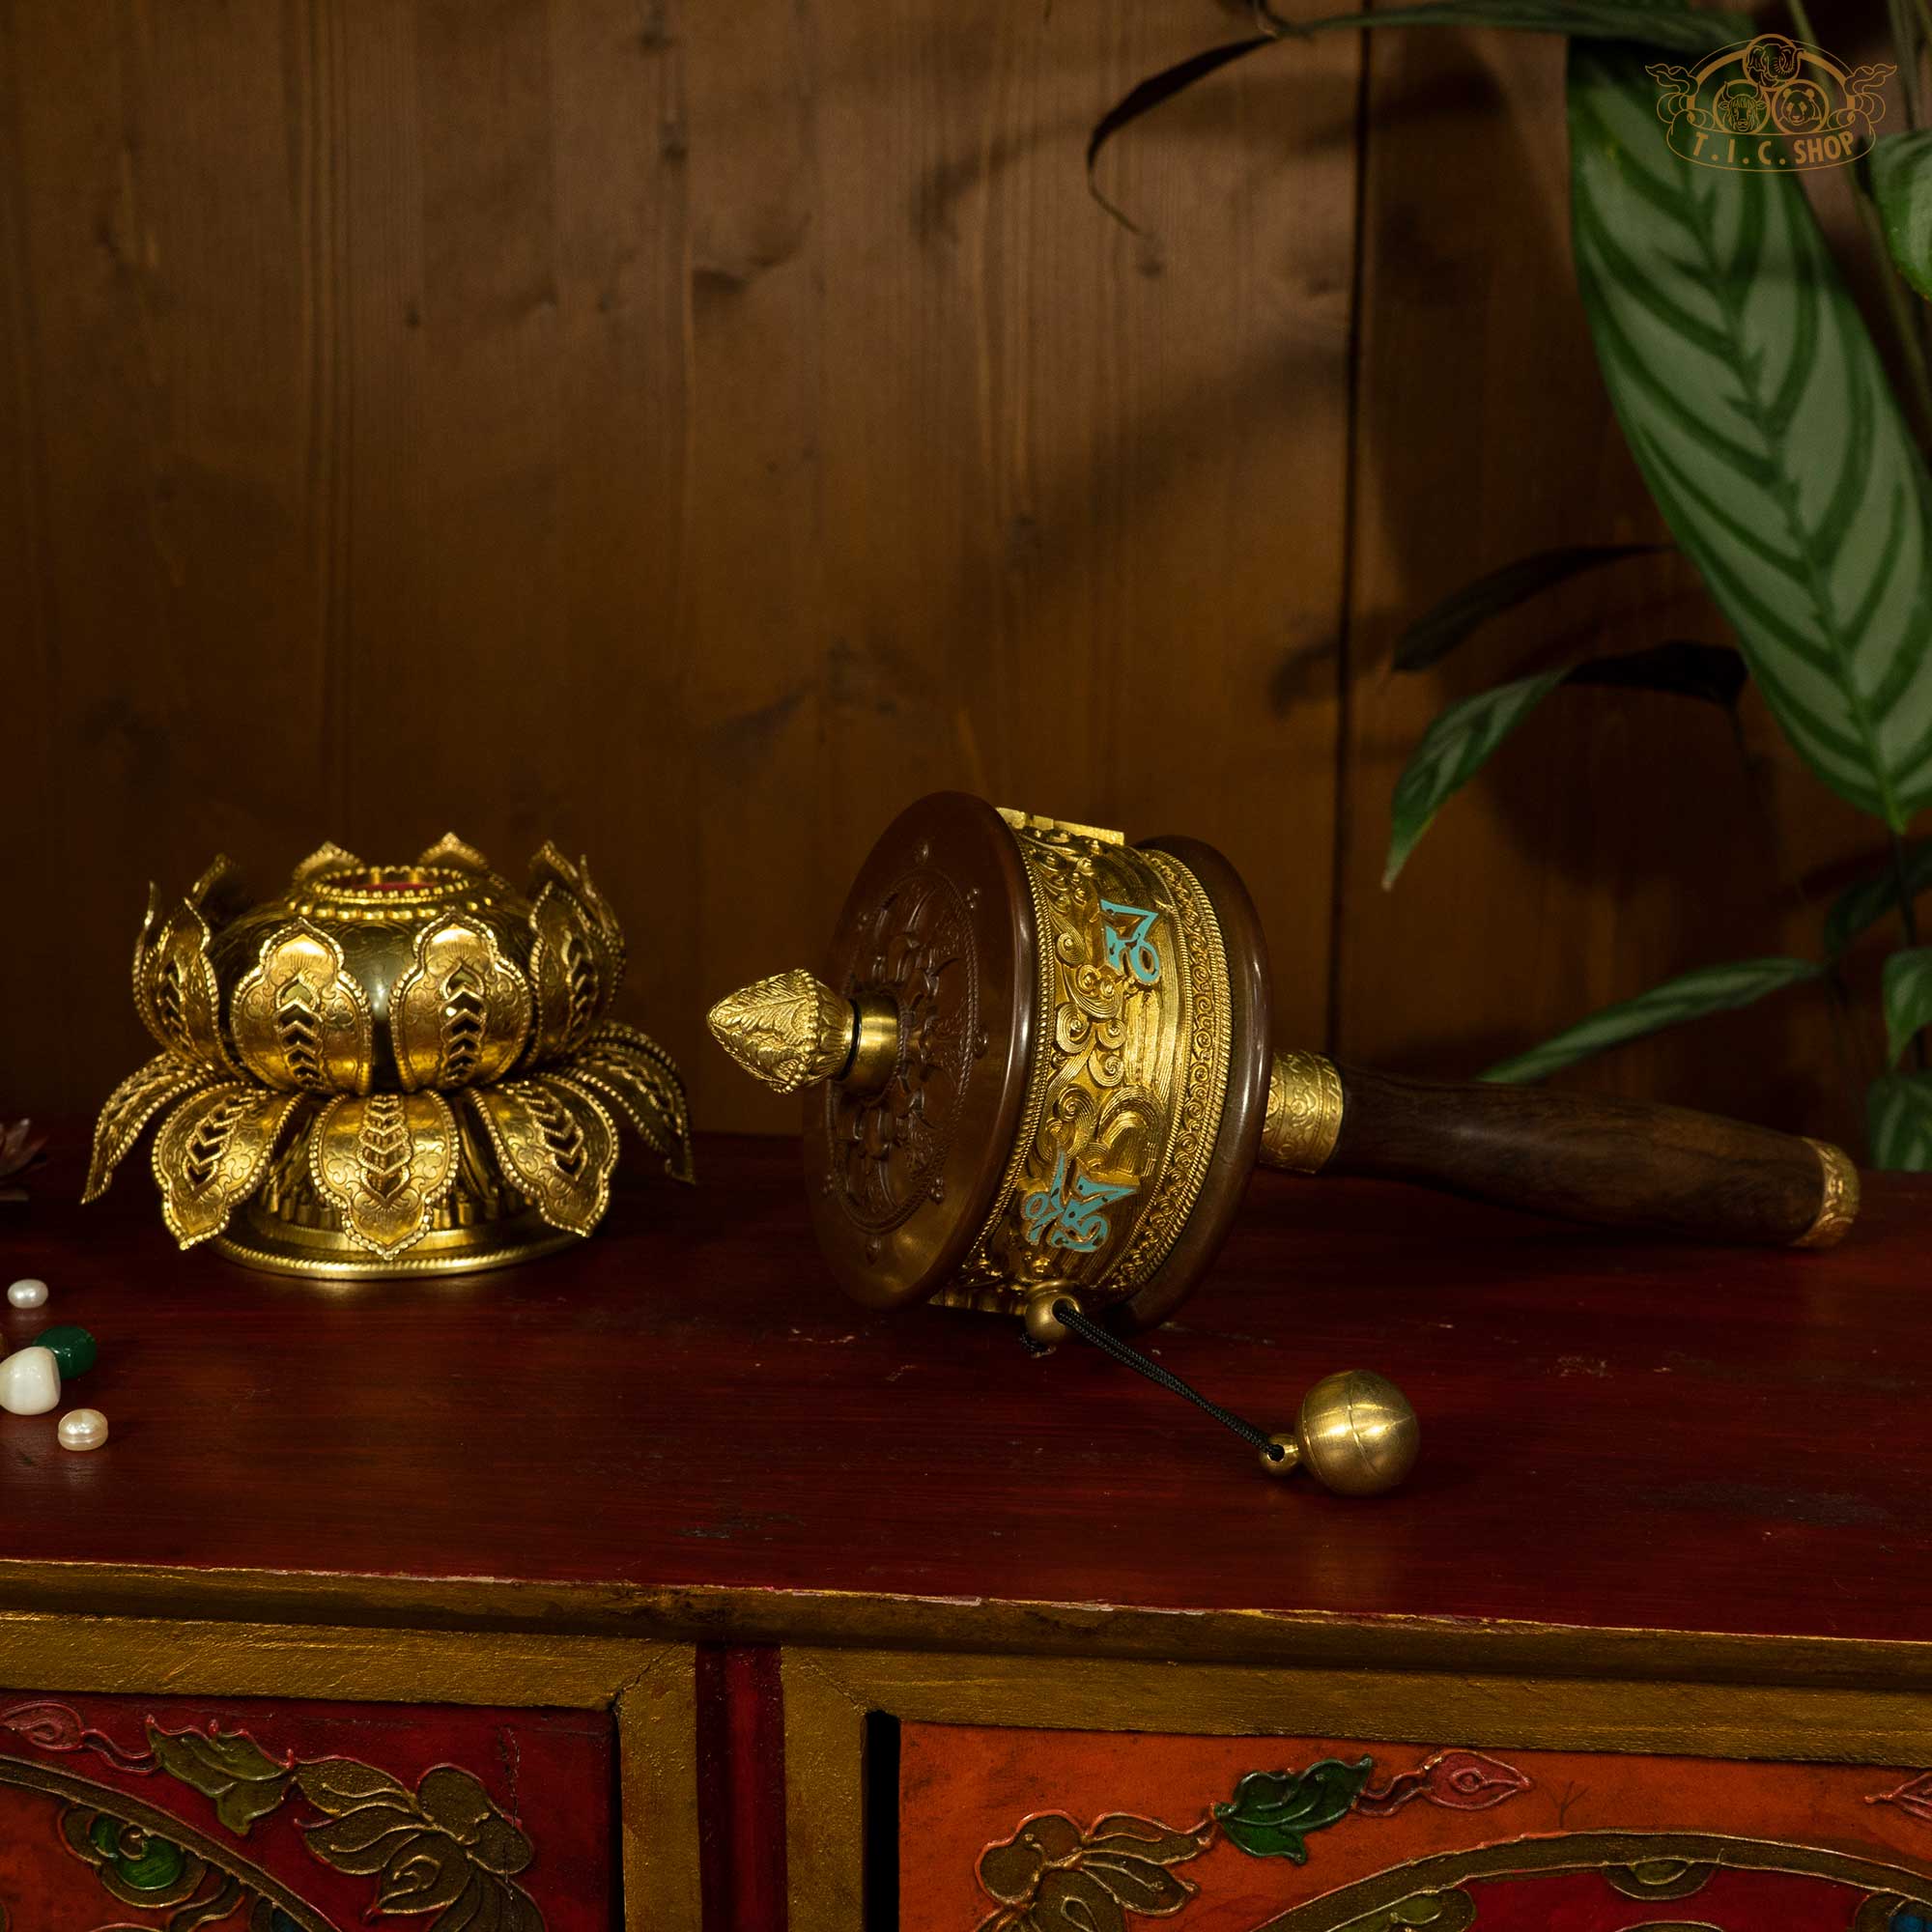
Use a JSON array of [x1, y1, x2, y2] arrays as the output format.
[[709, 795, 1859, 1339]]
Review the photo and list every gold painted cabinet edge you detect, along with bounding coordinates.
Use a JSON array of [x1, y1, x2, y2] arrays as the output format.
[[778, 1643, 1932, 1932], [0, 1611, 699, 1932]]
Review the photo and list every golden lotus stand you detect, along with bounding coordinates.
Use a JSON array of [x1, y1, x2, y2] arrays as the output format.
[[86, 837, 692, 1279]]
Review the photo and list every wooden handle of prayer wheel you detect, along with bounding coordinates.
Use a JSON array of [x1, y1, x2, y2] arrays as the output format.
[[1258, 1053, 1859, 1249]]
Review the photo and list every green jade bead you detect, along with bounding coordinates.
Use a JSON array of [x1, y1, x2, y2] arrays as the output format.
[[32, 1325, 96, 1378]]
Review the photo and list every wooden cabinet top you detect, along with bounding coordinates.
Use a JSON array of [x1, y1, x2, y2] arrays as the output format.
[[3, 1130, 1927, 1673]]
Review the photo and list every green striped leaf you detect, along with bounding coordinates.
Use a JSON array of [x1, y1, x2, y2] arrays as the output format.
[[1868, 1070, 1932, 1169], [1872, 131, 1932, 302], [1570, 44, 1932, 832], [1823, 838, 1932, 958], [1384, 671, 1566, 887], [1883, 947, 1932, 1066], [1481, 956, 1822, 1084]]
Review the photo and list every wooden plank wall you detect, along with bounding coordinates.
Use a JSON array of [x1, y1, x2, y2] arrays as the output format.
[[0, 0, 1892, 1148]]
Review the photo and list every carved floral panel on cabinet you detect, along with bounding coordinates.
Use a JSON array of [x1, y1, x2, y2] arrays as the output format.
[[0, 1690, 612, 1931], [902, 1724, 1932, 1932]]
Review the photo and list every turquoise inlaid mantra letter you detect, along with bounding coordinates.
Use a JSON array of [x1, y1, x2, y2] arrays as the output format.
[[1098, 900, 1162, 986], [1021, 1151, 1139, 1253]]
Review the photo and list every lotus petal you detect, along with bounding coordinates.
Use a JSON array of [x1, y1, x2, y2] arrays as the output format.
[[230, 919, 375, 1094], [467, 1074, 617, 1236], [573, 1023, 694, 1182], [133, 892, 240, 1073], [84, 1054, 220, 1203], [153, 1084, 304, 1246], [522, 876, 620, 1066], [389, 915, 532, 1092], [308, 1092, 459, 1256]]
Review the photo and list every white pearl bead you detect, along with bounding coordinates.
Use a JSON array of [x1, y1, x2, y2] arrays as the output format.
[[0, 1346, 60, 1415], [6, 1279, 46, 1309], [57, 1407, 108, 1453]]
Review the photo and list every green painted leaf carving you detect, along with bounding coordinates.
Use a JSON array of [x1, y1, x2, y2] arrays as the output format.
[[1869, 1070, 1932, 1168], [1883, 947, 1932, 1066], [1384, 671, 1566, 887], [1825, 838, 1932, 958], [1570, 43, 1932, 832], [1873, 130, 1932, 302], [1481, 957, 1822, 1084], [1213, 1756, 1374, 1861], [1394, 543, 1667, 670], [147, 1721, 292, 1834]]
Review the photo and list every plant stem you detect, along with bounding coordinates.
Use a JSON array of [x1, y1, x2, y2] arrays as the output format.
[[1890, 826, 1931, 1070]]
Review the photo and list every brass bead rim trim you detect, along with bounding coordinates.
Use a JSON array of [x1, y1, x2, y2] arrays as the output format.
[[1793, 1138, 1860, 1249], [213, 1213, 580, 1278], [1261, 1050, 1346, 1174]]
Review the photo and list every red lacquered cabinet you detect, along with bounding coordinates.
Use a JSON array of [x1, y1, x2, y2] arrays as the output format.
[[0, 1691, 613, 1929], [4, 1134, 1932, 1931]]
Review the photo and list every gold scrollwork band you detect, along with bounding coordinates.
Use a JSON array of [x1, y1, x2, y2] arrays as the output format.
[[1260, 1050, 1345, 1174], [932, 810, 1234, 1316], [1793, 1138, 1860, 1249]]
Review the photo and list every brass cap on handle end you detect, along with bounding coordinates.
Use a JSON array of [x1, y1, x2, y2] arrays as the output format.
[[707, 969, 900, 1096], [1264, 1369, 1419, 1496], [1793, 1139, 1860, 1249]]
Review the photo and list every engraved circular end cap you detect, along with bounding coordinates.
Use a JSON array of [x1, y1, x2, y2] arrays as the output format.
[[1292, 1370, 1419, 1497], [706, 970, 856, 1095]]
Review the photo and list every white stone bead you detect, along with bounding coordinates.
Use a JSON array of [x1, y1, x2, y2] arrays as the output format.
[[6, 1279, 46, 1309], [56, 1407, 108, 1453], [0, 1346, 60, 1415]]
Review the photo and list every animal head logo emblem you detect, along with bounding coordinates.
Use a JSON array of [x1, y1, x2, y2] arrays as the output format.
[[1648, 34, 1893, 172]]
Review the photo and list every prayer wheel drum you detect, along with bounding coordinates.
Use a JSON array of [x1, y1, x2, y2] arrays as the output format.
[[708, 794, 1859, 1331]]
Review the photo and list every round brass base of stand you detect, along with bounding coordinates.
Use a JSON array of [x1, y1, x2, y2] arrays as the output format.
[[213, 1197, 582, 1280]]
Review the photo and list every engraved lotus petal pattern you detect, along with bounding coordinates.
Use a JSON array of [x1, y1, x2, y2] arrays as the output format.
[[152, 1084, 304, 1246], [467, 1074, 619, 1236], [525, 878, 621, 1067], [133, 895, 239, 1074], [532, 842, 628, 1000], [308, 1092, 461, 1257], [390, 915, 533, 1092], [230, 921, 376, 1094], [83, 1054, 219, 1205], [88, 835, 689, 1275], [572, 1023, 696, 1183]]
